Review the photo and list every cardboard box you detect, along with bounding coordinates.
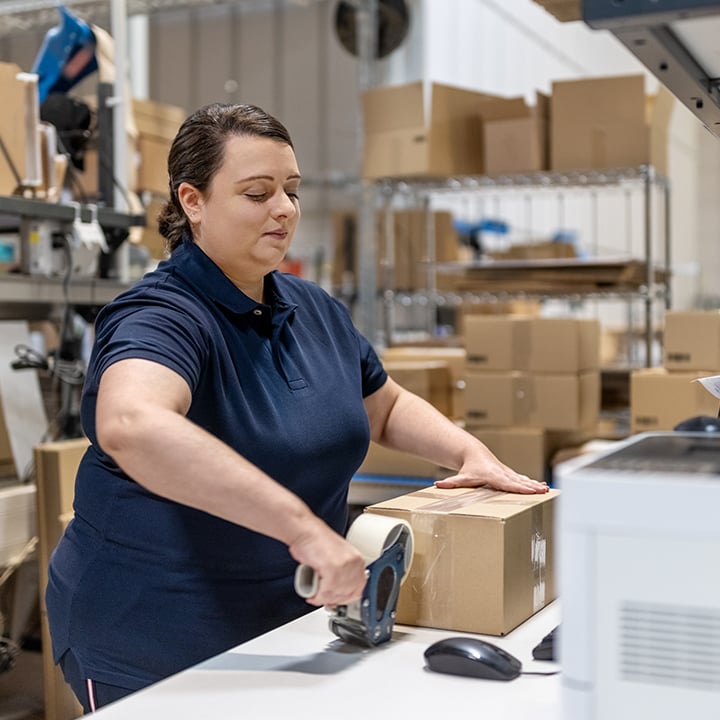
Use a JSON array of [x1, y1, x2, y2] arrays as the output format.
[[663, 311, 720, 372], [529, 371, 600, 431], [366, 486, 558, 635], [383, 360, 452, 417], [467, 426, 588, 483], [465, 370, 599, 431], [130, 194, 168, 260], [464, 315, 599, 372], [532, 0, 581, 22], [0, 62, 33, 195], [550, 75, 674, 174], [361, 81, 499, 179], [381, 346, 466, 419], [357, 442, 447, 479], [483, 93, 549, 175], [466, 426, 547, 481], [332, 209, 459, 291], [465, 370, 531, 426], [132, 98, 185, 195], [631, 368, 719, 433]]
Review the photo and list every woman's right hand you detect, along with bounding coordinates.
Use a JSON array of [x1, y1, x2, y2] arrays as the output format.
[[288, 521, 367, 607]]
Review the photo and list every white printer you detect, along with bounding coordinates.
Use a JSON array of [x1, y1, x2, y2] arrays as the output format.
[[555, 431, 720, 720]]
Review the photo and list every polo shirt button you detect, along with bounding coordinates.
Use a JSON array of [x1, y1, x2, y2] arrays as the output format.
[[253, 309, 263, 316]]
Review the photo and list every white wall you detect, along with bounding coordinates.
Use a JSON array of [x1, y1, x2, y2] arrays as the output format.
[[380, 0, 718, 315]]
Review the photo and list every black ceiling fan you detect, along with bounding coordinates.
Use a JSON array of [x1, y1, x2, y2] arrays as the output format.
[[334, 0, 411, 59]]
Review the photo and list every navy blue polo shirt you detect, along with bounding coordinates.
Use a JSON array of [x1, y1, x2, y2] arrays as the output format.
[[46, 239, 387, 691]]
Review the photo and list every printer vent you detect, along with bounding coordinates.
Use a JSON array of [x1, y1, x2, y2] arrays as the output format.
[[619, 602, 720, 691]]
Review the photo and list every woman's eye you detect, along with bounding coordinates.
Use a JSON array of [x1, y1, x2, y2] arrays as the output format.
[[245, 193, 266, 202], [287, 192, 300, 201]]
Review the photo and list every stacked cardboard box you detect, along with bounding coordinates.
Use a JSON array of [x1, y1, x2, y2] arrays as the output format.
[[382, 346, 467, 421], [630, 311, 720, 432], [463, 315, 600, 479], [360, 75, 673, 180], [361, 81, 549, 179]]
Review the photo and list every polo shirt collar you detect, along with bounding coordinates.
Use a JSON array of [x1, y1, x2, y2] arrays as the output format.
[[171, 238, 297, 317]]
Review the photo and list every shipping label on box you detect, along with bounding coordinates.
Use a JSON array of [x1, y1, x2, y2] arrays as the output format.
[[366, 486, 558, 635], [631, 368, 720, 433]]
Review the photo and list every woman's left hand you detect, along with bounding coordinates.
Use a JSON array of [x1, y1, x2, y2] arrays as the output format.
[[434, 457, 549, 494]]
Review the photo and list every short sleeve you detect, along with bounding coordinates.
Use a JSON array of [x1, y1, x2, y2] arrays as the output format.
[[357, 332, 387, 398], [90, 304, 210, 392]]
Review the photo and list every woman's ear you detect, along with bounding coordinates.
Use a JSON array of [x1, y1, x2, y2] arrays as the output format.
[[177, 182, 202, 224]]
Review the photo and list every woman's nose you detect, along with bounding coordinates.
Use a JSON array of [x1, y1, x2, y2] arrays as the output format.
[[271, 192, 299, 218]]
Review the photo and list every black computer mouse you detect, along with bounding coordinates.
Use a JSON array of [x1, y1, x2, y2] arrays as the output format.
[[424, 636, 522, 681], [674, 415, 720, 433]]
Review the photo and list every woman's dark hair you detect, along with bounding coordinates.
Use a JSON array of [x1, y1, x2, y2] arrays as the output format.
[[157, 103, 294, 253]]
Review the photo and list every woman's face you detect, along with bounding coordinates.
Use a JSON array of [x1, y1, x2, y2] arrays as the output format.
[[183, 134, 301, 283]]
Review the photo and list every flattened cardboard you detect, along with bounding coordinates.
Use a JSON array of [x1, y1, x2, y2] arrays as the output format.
[[366, 486, 558, 635]]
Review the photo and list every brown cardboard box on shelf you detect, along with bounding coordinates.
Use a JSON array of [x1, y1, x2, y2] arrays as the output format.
[[483, 93, 550, 175], [529, 371, 600, 431], [467, 426, 588, 482], [464, 315, 600, 373], [663, 310, 720, 372], [133, 98, 186, 195], [381, 346, 466, 420], [130, 194, 168, 260], [383, 360, 452, 417], [467, 426, 547, 481], [357, 442, 447, 479], [550, 75, 675, 174], [464, 370, 531, 426], [332, 209, 459, 291], [361, 81, 501, 179], [366, 486, 558, 635], [0, 62, 35, 196], [465, 369, 599, 431], [630, 367, 719, 433]]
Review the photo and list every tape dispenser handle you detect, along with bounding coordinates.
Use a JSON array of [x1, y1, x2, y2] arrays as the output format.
[[293, 514, 414, 599]]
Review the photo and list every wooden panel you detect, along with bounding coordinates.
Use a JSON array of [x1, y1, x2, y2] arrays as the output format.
[[35, 438, 89, 720]]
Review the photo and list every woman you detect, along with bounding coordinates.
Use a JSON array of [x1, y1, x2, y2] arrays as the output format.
[[46, 103, 548, 712]]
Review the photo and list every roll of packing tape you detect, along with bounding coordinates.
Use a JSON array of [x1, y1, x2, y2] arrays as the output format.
[[294, 514, 414, 599]]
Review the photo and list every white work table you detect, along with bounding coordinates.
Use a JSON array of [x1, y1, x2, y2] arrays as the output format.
[[92, 601, 561, 719]]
